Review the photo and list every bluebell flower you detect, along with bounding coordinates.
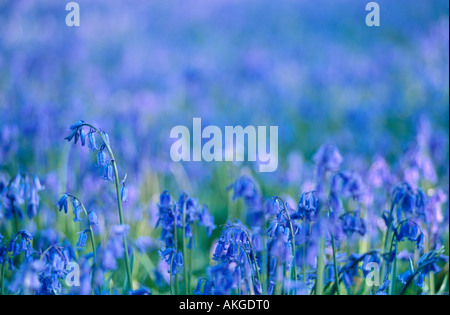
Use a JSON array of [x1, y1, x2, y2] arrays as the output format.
[[1, 173, 44, 220], [398, 270, 413, 285], [228, 176, 264, 226], [79, 128, 86, 146], [375, 280, 390, 295], [340, 211, 366, 236], [101, 249, 118, 270], [72, 198, 83, 222], [296, 191, 320, 222], [88, 131, 98, 151], [313, 144, 343, 178], [64, 129, 78, 142], [395, 220, 425, 250], [228, 176, 260, 205], [26, 201, 38, 220], [194, 279, 205, 295], [65, 120, 85, 143], [207, 222, 260, 294], [157, 191, 176, 247], [129, 287, 151, 295], [56, 194, 69, 214], [198, 205, 216, 237], [194, 278, 215, 295], [89, 211, 98, 226], [101, 131, 110, 147], [7, 231, 33, 257], [331, 171, 365, 202], [0, 245, 6, 264], [159, 248, 184, 275], [69, 120, 85, 130], [397, 247, 447, 291], [97, 150, 106, 167], [77, 230, 89, 248], [121, 184, 128, 202], [367, 156, 392, 188], [38, 245, 73, 295], [102, 163, 114, 181], [415, 189, 427, 217]]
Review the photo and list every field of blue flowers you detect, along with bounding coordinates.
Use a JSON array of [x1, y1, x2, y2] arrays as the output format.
[[0, 0, 449, 295]]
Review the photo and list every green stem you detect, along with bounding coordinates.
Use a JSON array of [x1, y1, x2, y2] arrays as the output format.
[[282, 264, 287, 295], [189, 225, 195, 291], [429, 272, 435, 295], [287, 220, 298, 284], [111, 158, 133, 292], [276, 197, 298, 287], [169, 251, 175, 295], [381, 203, 395, 280], [13, 211, 20, 234], [237, 226, 261, 288], [173, 210, 179, 295], [275, 261, 282, 295], [243, 248, 256, 295], [316, 237, 325, 295], [266, 244, 272, 293], [83, 124, 133, 292], [331, 235, 341, 295], [302, 253, 307, 291], [182, 194, 188, 295], [399, 270, 419, 295], [327, 250, 379, 294], [67, 194, 97, 261], [0, 261, 5, 295], [389, 256, 397, 295]]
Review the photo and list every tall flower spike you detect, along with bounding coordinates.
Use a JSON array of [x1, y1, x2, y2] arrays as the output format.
[[64, 121, 133, 291]]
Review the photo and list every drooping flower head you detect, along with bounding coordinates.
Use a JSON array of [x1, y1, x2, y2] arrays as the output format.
[[313, 144, 343, 179]]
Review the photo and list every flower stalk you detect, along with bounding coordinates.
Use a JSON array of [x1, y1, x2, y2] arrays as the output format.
[[67, 122, 133, 292]]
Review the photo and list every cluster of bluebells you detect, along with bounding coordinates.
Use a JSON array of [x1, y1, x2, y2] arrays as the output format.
[[398, 246, 448, 289], [0, 1, 448, 296], [64, 120, 115, 181], [197, 143, 448, 295], [34, 244, 76, 295], [0, 231, 33, 271], [0, 138, 447, 295], [228, 175, 265, 226], [266, 198, 298, 293], [1, 229, 79, 295], [156, 190, 216, 276], [0, 173, 45, 220], [196, 221, 261, 295], [56, 194, 98, 248]]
